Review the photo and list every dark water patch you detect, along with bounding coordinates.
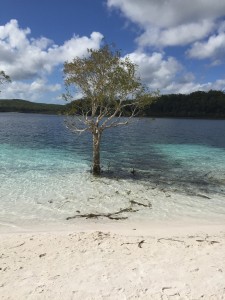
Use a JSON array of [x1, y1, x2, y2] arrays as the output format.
[[98, 165, 225, 197]]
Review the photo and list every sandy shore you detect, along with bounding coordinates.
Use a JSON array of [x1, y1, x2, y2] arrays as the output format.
[[0, 221, 225, 299]]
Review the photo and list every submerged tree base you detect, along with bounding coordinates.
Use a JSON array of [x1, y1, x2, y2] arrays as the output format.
[[92, 165, 101, 176]]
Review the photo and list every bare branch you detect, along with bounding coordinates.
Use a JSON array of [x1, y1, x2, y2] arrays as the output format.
[[102, 108, 137, 129]]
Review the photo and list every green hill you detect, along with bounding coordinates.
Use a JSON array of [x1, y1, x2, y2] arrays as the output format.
[[0, 99, 64, 114]]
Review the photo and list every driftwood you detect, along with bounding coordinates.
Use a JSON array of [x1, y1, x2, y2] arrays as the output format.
[[9, 242, 25, 249], [157, 236, 220, 245], [66, 199, 152, 221], [157, 238, 184, 244], [138, 240, 145, 248], [39, 253, 46, 258], [130, 200, 152, 208], [121, 239, 145, 248], [196, 237, 220, 245], [196, 194, 211, 199], [66, 207, 139, 221]]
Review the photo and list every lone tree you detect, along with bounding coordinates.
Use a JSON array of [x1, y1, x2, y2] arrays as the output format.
[[63, 44, 146, 176], [0, 71, 10, 92]]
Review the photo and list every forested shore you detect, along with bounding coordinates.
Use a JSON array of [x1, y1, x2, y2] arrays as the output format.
[[0, 99, 63, 114], [141, 90, 225, 119], [1, 90, 225, 119]]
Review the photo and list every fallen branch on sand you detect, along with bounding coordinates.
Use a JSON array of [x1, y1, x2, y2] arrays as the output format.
[[121, 239, 145, 248], [196, 237, 220, 245], [197, 193, 211, 199], [157, 238, 185, 244], [66, 207, 139, 221], [66, 199, 152, 221], [130, 200, 152, 208], [9, 242, 25, 249]]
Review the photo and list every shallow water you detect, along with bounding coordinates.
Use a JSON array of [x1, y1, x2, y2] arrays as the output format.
[[0, 113, 225, 228]]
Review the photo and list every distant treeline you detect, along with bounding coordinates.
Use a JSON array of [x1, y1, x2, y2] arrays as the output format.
[[1, 90, 225, 118], [0, 99, 63, 114], [65, 90, 225, 119], [141, 90, 225, 119]]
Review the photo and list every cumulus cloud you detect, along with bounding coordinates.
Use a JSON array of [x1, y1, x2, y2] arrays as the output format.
[[125, 50, 225, 94], [0, 19, 103, 102], [107, 0, 225, 47], [187, 31, 225, 60], [165, 79, 225, 94], [0, 79, 61, 102], [126, 51, 182, 90], [137, 20, 214, 47], [1, 17, 224, 102], [0, 19, 103, 80], [107, 0, 225, 28]]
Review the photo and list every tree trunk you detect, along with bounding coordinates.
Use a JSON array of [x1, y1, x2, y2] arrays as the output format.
[[92, 131, 101, 175]]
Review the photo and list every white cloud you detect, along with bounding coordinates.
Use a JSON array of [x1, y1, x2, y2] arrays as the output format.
[[126, 50, 225, 95], [0, 19, 103, 102], [1, 17, 224, 102], [187, 32, 225, 60], [47, 32, 103, 65], [165, 79, 225, 94], [107, 0, 225, 28], [137, 20, 214, 47], [107, 0, 225, 47], [0, 79, 61, 102], [126, 51, 182, 90], [0, 20, 103, 80]]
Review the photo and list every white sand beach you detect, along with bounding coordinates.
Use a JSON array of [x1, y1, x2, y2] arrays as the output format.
[[0, 176, 225, 299], [1, 160, 225, 299], [1, 154, 225, 300], [0, 220, 225, 300]]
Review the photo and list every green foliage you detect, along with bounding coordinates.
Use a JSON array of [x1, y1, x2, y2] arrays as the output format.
[[63, 44, 144, 119]]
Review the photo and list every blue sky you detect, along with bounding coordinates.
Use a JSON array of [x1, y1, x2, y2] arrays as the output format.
[[1, 0, 225, 104]]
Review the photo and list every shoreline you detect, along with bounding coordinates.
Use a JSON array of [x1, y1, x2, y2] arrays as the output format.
[[1, 177, 225, 299], [1, 180, 225, 237], [0, 217, 225, 236]]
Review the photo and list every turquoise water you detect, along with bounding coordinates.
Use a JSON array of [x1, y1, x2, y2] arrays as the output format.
[[0, 113, 225, 228]]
